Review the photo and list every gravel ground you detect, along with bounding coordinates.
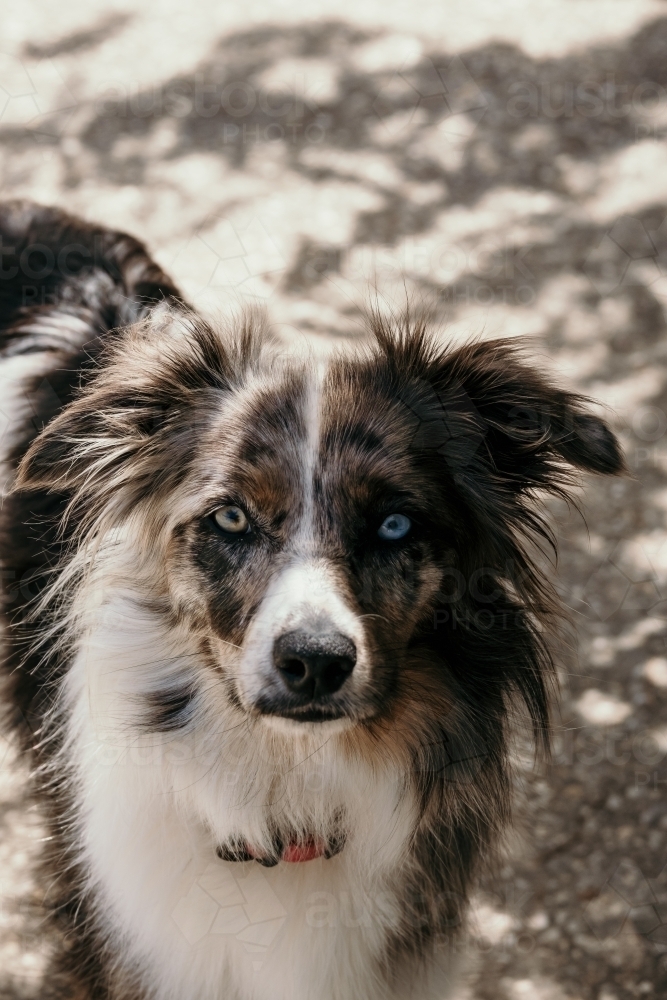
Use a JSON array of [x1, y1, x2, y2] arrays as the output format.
[[2, 2, 667, 998]]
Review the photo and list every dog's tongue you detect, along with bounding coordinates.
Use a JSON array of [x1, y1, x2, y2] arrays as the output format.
[[248, 838, 326, 864], [281, 839, 326, 863]]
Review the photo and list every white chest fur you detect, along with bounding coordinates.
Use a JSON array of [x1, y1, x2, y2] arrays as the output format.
[[55, 587, 457, 1000]]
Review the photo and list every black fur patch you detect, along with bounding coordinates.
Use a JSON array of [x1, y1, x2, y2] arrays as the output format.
[[142, 685, 197, 732]]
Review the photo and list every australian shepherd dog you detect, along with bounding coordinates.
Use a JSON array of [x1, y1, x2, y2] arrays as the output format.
[[0, 201, 622, 999]]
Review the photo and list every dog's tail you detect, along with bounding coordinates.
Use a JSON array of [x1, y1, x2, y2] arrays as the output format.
[[0, 199, 185, 444], [0, 199, 183, 355]]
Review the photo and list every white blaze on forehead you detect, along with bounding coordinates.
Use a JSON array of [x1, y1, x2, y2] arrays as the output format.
[[235, 558, 369, 707], [257, 559, 361, 635], [296, 362, 326, 550]]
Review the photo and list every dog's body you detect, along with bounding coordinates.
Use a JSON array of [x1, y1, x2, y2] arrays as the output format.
[[0, 202, 623, 1000]]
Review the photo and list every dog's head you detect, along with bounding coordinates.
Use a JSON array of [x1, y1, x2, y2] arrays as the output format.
[[17, 308, 622, 830]]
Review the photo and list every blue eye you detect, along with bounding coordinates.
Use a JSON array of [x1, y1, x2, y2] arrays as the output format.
[[378, 513, 412, 540]]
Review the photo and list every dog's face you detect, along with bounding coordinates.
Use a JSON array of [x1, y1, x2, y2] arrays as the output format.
[[19, 309, 623, 761], [166, 353, 457, 730]]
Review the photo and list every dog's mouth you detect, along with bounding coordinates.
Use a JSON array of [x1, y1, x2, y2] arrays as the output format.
[[253, 695, 351, 724], [216, 829, 346, 866]]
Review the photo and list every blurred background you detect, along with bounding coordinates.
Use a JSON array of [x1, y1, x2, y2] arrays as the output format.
[[1, 1, 667, 998]]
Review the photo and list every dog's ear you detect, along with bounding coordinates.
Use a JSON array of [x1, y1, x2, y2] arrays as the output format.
[[387, 332, 623, 492], [15, 308, 258, 531], [377, 326, 623, 559], [433, 338, 623, 485]]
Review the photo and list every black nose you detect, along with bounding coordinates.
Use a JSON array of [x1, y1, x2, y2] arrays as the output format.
[[273, 630, 357, 700]]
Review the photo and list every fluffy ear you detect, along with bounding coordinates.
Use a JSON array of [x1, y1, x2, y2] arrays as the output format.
[[433, 338, 624, 484], [14, 309, 258, 532], [383, 329, 623, 489], [376, 324, 624, 570]]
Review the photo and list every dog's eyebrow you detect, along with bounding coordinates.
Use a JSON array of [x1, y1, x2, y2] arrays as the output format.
[[323, 473, 434, 519]]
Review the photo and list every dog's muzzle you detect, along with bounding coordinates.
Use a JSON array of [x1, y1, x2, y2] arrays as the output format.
[[255, 629, 357, 722]]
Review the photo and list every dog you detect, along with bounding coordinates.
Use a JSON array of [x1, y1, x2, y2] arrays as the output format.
[[0, 201, 623, 1000]]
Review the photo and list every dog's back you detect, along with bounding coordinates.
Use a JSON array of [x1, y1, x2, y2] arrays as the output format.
[[0, 201, 182, 727]]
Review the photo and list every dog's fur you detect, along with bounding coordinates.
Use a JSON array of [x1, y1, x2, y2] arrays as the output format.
[[0, 201, 623, 1000]]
